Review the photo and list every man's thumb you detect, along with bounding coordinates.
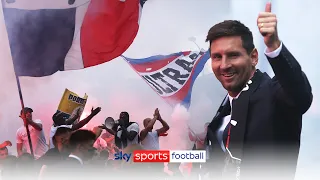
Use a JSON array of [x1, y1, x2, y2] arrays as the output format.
[[265, 2, 272, 12]]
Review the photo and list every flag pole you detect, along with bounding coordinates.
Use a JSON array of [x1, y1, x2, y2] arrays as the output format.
[[188, 37, 201, 51], [2, 0, 34, 158], [188, 37, 205, 76], [14, 74, 34, 158]]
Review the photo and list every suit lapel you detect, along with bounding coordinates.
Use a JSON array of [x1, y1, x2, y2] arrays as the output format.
[[207, 96, 229, 138], [207, 96, 231, 159], [227, 70, 265, 159]]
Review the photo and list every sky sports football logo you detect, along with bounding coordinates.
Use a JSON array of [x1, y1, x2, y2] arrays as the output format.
[[114, 150, 206, 163]]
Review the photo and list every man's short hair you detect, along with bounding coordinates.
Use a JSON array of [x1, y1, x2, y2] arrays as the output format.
[[52, 127, 72, 146], [120, 111, 129, 119], [206, 20, 255, 54], [20, 107, 33, 115], [54, 127, 72, 137], [68, 130, 96, 151]]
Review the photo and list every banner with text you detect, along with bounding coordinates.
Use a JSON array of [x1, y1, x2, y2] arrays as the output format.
[[122, 49, 210, 108], [57, 89, 88, 124]]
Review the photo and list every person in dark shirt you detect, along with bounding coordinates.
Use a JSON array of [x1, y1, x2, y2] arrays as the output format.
[[37, 127, 72, 167], [40, 130, 97, 180]]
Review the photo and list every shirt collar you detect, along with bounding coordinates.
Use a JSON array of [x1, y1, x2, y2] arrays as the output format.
[[228, 92, 241, 109], [69, 154, 83, 165]]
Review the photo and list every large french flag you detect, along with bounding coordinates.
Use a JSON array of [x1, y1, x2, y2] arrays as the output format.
[[122, 50, 211, 108], [2, 0, 147, 77]]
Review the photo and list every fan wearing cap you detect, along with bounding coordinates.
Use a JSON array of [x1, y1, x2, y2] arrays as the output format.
[[0, 141, 11, 162], [16, 107, 48, 159]]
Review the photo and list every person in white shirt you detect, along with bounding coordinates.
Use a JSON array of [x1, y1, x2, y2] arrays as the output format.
[[49, 107, 101, 148], [139, 108, 169, 177], [140, 108, 170, 150], [16, 107, 48, 159]]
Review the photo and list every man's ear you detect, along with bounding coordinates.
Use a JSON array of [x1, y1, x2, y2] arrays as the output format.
[[250, 48, 259, 67]]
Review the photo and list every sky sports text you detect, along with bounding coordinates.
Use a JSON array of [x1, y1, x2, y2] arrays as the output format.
[[114, 150, 206, 163]]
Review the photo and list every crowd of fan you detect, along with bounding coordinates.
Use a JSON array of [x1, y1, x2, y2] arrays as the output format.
[[0, 107, 208, 180]]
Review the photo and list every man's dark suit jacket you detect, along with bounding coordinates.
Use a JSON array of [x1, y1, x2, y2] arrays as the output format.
[[206, 44, 313, 180], [42, 156, 86, 180]]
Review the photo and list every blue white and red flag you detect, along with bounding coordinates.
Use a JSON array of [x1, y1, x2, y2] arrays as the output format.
[[122, 49, 210, 108], [2, 0, 148, 77]]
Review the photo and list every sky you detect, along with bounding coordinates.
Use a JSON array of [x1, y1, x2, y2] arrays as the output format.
[[0, 0, 319, 179]]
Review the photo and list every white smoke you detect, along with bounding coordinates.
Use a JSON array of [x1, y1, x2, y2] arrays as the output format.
[[160, 104, 192, 151]]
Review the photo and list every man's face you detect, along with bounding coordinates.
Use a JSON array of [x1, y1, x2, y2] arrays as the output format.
[[20, 111, 32, 124], [0, 148, 8, 160], [120, 112, 129, 125], [25, 112, 32, 120], [210, 36, 258, 95]]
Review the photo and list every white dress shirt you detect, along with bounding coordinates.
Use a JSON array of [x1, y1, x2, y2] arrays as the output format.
[[215, 43, 283, 152]]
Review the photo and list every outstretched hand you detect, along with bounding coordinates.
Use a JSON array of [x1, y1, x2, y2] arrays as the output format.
[[90, 107, 101, 116], [257, 2, 281, 51], [98, 124, 107, 130]]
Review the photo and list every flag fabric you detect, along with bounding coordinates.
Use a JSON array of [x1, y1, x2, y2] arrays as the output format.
[[2, 0, 147, 77], [122, 50, 211, 108]]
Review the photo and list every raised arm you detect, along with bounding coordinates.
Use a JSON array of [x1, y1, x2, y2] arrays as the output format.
[[258, 2, 313, 114], [140, 114, 158, 141], [267, 44, 312, 114], [155, 111, 170, 136], [99, 124, 117, 136], [65, 108, 80, 125], [28, 120, 42, 131], [72, 107, 101, 130]]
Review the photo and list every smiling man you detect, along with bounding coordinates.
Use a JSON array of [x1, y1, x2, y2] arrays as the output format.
[[205, 2, 312, 180]]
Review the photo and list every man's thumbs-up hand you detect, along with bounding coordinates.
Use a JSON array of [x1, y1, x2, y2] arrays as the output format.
[[257, 2, 281, 51]]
